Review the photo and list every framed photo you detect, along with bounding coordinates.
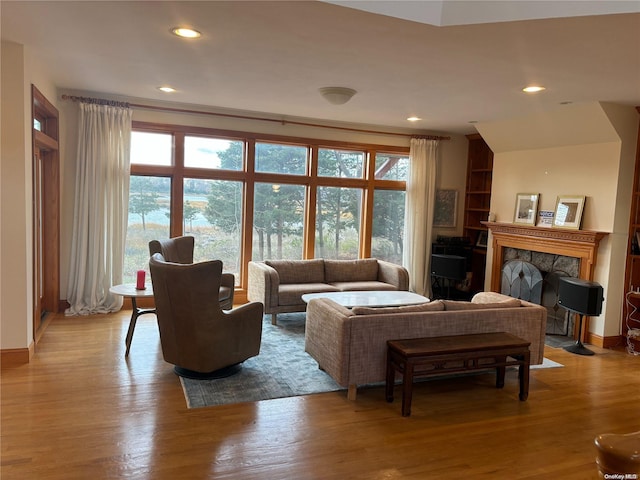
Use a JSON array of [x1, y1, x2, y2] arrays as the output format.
[[476, 230, 488, 248], [433, 189, 458, 228], [513, 193, 539, 225], [553, 195, 586, 230]]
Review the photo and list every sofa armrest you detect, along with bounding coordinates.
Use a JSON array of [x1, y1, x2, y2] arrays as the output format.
[[247, 261, 280, 311], [305, 298, 354, 387], [376, 260, 409, 290]]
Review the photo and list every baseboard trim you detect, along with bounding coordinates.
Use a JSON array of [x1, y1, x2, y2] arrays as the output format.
[[586, 332, 625, 349], [1, 343, 35, 367]]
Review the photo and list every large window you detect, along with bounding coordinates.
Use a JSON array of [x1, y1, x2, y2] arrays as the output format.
[[125, 125, 409, 288]]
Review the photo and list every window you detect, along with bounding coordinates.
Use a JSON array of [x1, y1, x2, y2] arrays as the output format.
[[253, 183, 306, 261], [318, 148, 364, 178], [126, 124, 408, 289], [185, 136, 243, 170], [374, 153, 409, 180], [372, 189, 406, 264], [125, 176, 171, 282], [255, 142, 307, 175], [130, 131, 172, 166], [188, 178, 243, 283], [315, 186, 362, 260]]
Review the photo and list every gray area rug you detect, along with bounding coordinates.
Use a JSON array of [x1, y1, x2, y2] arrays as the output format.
[[180, 313, 343, 408], [181, 313, 563, 409]]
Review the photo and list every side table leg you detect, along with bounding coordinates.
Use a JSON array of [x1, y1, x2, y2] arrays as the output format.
[[496, 356, 506, 388], [385, 355, 395, 403], [401, 362, 414, 417], [519, 352, 530, 401], [124, 297, 140, 357]]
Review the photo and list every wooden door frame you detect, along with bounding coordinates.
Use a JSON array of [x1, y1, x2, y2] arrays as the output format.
[[32, 85, 60, 342]]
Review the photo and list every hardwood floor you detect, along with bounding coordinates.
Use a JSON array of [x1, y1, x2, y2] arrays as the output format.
[[2, 310, 639, 479]]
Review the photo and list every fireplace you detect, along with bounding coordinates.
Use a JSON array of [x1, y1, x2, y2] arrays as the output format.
[[501, 250, 580, 334], [483, 222, 608, 340]]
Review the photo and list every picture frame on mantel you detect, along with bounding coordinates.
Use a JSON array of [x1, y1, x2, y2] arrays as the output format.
[[553, 195, 586, 230], [513, 193, 539, 225]]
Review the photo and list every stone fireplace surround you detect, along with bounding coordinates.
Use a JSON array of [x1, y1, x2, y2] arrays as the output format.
[[483, 222, 608, 343]]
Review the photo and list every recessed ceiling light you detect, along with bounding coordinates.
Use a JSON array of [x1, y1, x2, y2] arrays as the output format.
[[171, 27, 201, 39], [407, 116, 421, 122], [468, 120, 478, 124], [522, 85, 546, 93], [158, 86, 176, 93]]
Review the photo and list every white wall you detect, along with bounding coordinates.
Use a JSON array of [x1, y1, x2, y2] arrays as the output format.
[[477, 102, 639, 339], [1, 41, 61, 351]]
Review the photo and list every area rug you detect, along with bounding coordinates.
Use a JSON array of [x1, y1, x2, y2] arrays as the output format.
[[180, 313, 343, 408], [180, 313, 563, 409]]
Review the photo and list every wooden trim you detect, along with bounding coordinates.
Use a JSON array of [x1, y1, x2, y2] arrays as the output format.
[[1, 343, 35, 366], [586, 332, 625, 349], [132, 121, 411, 153]]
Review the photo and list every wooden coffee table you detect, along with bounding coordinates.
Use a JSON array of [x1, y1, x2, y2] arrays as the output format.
[[386, 332, 531, 417], [301, 290, 429, 308]]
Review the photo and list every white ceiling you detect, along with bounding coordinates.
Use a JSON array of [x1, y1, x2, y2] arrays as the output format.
[[2, 1, 639, 134]]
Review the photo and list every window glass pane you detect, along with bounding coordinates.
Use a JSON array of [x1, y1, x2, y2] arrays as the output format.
[[318, 148, 364, 178], [184, 136, 243, 170], [372, 189, 405, 265], [315, 187, 362, 259], [255, 143, 307, 175], [253, 183, 305, 260], [131, 131, 172, 166], [34, 119, 42, 131], [189, 179, 243, 284], [374, 153, 409, 180], [125, 176, 171, 283]]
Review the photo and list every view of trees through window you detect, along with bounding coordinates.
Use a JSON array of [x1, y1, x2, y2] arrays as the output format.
[[124, 128, 409, 286]]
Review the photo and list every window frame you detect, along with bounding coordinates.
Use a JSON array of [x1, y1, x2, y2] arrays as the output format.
[[129, 121, 409, 295]]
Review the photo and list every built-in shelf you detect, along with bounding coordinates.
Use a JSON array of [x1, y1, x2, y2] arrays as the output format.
[[463, 134, 493, 293]]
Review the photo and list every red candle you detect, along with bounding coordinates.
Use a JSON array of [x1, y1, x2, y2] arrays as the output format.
[[136, 270, 146, 290]]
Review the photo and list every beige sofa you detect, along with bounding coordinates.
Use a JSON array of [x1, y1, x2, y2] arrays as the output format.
[[304, 291, 547, 400], [247, 258, 409, 324]]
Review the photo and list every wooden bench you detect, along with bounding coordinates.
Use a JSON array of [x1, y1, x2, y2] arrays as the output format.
[[385, 332, 531, 417]]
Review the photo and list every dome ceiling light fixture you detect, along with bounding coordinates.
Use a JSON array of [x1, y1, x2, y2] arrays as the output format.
[[171, 27, 202, 39], [318, 86, 357, 105], [522, 85, 546, 93]]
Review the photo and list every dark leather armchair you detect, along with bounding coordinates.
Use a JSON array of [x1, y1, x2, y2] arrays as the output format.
[[149, 236, 234, 309], [149, 253, 263, 378]]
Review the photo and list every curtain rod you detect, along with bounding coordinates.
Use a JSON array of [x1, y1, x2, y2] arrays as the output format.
[[62, 94, 450, 140]]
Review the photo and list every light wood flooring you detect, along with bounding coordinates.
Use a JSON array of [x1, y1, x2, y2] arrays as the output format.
[[2, 310, 639, 479]]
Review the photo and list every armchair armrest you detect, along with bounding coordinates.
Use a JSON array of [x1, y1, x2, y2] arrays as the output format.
[[247, 261, 280, 312], [376, 260, 409, 290], [219, 273, 235, 310]]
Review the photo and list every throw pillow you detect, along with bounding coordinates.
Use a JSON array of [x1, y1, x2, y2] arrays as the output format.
[[352, 300, 444, 315]]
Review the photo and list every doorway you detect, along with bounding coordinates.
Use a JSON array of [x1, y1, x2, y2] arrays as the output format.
[[32, 86, 60, 341]]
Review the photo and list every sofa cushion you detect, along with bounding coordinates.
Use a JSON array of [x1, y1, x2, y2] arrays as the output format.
[[278, 283, 339, 306], [442, 298, 522, 311], [324, 259, 378, 283], [265, 259, 325, 284], [330, 280, 397, 291], [352, 300, 444, 315]]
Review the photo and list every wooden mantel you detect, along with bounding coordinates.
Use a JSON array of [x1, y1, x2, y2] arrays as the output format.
[[482, 222, 609, 293]]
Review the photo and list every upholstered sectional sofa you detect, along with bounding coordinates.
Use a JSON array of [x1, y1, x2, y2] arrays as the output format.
[[304, 291, 547, 400], [247, 258, 409, 324]]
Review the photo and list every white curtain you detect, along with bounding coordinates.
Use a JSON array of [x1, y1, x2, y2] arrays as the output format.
[[66, 102, 132, 315], [403, 138, 439, 296]]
